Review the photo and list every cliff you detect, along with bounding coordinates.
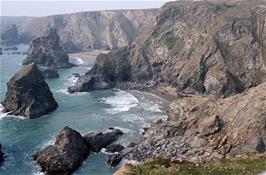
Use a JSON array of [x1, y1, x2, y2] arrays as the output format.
[[71, 0, 266, 97], [0, 9, 157, 51]]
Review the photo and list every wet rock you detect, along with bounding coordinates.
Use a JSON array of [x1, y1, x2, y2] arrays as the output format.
[[42, 69, 59, 79], [84, 129, 123, 152], [3, 46, 18, 51], [22, 27, 75, 69], [68, 48, 130, 92], [105, 144, 125, 153], [34, 127, 90, 175], [0, 144, 4, 164], [72, 73, 81, 78], [1, 63, 58, 118], [107, 153, 123, 167]]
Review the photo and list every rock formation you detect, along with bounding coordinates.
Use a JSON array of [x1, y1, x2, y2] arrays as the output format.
[[41, 69, 59, 79], [0, 24, 19, 46], [22, 27, 75, 69], [68, 48, 131, 92], [126, 82, 266, 162], [70, 0, 266, 97], [34, 127, 90, 175], [1, 63, 58, 118], [0, 144, 4, 164], [0, 9, 158, 52], [35, 127, 123, 174], [84, 128, 123, 152]]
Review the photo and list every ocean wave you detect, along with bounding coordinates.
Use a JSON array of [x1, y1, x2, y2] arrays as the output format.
[[101, 90, 139, 114], [39, 137, 55, 149], [71, 56, 84, 65], [141, 102, 162, 113], [0, 104, 26, 120]]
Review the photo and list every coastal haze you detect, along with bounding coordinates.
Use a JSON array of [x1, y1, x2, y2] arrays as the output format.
[[1, 0, 266, 175]]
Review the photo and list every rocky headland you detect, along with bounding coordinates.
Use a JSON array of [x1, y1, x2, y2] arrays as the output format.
[[22, 27, 75, 69], [34, 127, 123, 175], [0, 9, 158, 52], [66, 0, 266, 173], [1, 63, 58, 118], [70, 0, 266, 97]]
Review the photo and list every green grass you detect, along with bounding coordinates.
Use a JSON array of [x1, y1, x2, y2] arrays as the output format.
[[214, 3, 243, 17], [129, 156, 266, 175], [163, 37, 184, 50]]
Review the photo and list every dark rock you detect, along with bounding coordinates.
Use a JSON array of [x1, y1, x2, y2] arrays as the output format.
[[107, 153, 123, 167], [0, 144, 4, 164], [34, 127, 90, 175], [3, 46, 18, 51], [0, 24, 19, 46], [22, 27, 75, 69], [11, 52, 21, 54], [1, 63, 58, 118], [42, 69, 59, 79], [68, 48, 130, 93], [105, 144, 125, 153], [72, 73, 81, 78], [84, 129, 123, 152]]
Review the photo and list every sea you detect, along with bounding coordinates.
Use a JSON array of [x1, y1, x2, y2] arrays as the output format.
[[0, 44, 168, 175]]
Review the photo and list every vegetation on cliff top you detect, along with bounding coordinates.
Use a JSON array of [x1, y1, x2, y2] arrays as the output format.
[[129, 156, 266, 175]]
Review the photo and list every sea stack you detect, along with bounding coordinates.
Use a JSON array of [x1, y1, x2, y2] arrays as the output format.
[[22, 27, 75, 69], [1, 63, 58, 118]]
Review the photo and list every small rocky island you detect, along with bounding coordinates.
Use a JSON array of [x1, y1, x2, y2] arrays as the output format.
[[1, 63, 58, 118], [22, 27, 75, 69], [34, 127, 123, 175]]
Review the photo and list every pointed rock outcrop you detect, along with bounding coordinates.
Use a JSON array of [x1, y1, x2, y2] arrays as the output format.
[[34, 127, 90, 175], [22, 27, 75, 69], [1, 63, 58, 118]]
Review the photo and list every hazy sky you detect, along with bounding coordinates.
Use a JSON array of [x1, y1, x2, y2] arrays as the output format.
[[1, 1, 167, 17]]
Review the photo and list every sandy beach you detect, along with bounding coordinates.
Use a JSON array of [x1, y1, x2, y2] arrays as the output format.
[[68, 50, 110, 67]]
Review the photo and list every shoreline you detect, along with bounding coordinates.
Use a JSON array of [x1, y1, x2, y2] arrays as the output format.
[[68, 50, 109, 67]]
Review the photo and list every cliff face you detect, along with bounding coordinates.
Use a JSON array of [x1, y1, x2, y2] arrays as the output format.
[[129, 0, 266, 97], [0, 24, 19, 45], [127, 81, 266, 162], [71, 1, 266, 97], [0, 9, 157, 51]]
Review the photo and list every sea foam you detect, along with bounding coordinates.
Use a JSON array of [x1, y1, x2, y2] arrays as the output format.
[[101, 90, 139, 114]]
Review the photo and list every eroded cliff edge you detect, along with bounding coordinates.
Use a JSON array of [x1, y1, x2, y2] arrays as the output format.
[[70, 0, 266, 98]]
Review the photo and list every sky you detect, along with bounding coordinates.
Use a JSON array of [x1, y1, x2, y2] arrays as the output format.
[[1, 1, 167, 17]]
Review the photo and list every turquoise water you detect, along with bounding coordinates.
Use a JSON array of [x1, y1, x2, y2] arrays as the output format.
[[0, 45, 167, 175]]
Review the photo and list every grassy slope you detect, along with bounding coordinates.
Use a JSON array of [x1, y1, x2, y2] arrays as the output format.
[[128, 156, 266, 175]]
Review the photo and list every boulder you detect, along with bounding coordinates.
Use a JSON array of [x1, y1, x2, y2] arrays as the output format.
[[34, 127, 90, 175], [107, 154, 123, 167], [1, 63, 58, 118], [105, 144, 125, 153], [42, 69, 59, 79], [22, 27, 75, 69], [0, 144, 4, 164], [84, 128, 123, 152]]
